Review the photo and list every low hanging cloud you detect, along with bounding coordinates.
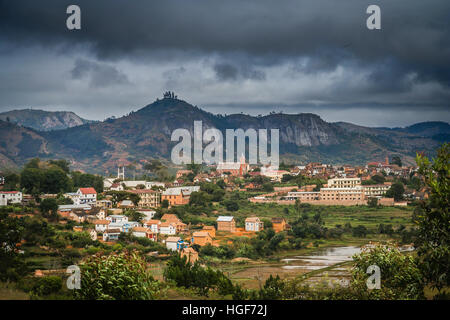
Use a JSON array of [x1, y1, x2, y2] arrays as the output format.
[[71, 59, 130, 88], [214, 63, 266, 81]]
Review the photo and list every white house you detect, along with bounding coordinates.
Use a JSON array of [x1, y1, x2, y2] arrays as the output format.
[[57, 204, 91, 213], [245, 217, 264, 232], [0, 191, 23, 205], [131, 227, 148, 238], [160, 222, 176, 235], [103, 229, 121, 241], [63, 192, 80, 205], [165, 236, 181, 251], [122, 221, 140, 233], [94, 219, 111, 232], [137, 209, 156, 220], [106, 215, 128, 224], [144, 220, 161, 233], [76, 188, 97, 206]]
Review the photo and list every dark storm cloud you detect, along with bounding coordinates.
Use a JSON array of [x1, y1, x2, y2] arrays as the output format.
[[1, 0, 449, 83], [214, 63, 266, 81], [71, 58, 130, 87], [0, 0, 449, 125]]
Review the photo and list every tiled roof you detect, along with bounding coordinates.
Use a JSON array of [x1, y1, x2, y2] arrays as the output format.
[[166, 236, 181, 242], [94, 219, 110, 225], [144, 219, 161, 225], [192, 231, 210, 237], [79, 187, 97, 194], [132, 227, 149, 232], [104, 228, 121, 233]]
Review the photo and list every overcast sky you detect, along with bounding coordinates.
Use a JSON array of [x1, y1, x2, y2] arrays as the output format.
[[0, 0, 449, 127]]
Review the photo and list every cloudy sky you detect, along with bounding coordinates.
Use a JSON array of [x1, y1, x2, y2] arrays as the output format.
[[0, 0, 449, 127]]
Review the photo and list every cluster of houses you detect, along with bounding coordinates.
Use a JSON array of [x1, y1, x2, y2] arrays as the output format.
[[283, 177, 394, 205]]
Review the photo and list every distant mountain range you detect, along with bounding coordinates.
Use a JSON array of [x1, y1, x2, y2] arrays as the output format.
[[0, 109, 93, 131], [0, 97, 448, 174]]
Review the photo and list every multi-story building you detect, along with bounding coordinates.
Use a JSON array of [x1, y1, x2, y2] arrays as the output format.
[[286, 177, 391, 203], [0, 191, 22, 205], [362, 184, 391, 197], [144, 219, 161, 233], [129, 189, 161, 208], [286, 191, 320, 201], [326, 177, 361, 188], [76, 188, 97, 206], [320, 187, 365, 201], [162, 186, 200, 206], [160, 222, 177, 235]]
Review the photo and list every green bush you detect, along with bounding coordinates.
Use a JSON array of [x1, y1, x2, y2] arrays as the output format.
[[74, 250, 160, 300]]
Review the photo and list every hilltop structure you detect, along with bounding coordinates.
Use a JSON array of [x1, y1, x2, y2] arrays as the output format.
[[163, 91, 178, 99]]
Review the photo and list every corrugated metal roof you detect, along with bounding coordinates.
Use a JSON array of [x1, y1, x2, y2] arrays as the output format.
[[217, 216, 234, 222]]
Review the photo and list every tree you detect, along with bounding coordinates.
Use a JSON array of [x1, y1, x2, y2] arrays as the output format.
[[30, 276, 62, 296], [106, 191, 132, 206], [187, 163, 202, 176], [352, 225, 368, 237], [0, 213, 27, 281], [262, 183, 274, 192], [24, 158, 41, 170], [414, 143, 449, 297], [39, 198, 58, 220], [351, 243, 424, 299], [48, 159, 71, 173], [391, 155, 402, 167], [3, 172, 20, 191], [20, 168, 44, 194], [161, 199, 169, 209], [164, 255, 234, 296], [385, 182, 405, 201], [189, 191, 210, 207], [128, 193, 141, 207], [42, 167, 70, 194], [125, 210, 145, 223], [224, 200, 239, 212], [367, 197, 378, 208], [71, 171, 103, 193], [74, 250, 160, 300], [371, 174, 385, 184]]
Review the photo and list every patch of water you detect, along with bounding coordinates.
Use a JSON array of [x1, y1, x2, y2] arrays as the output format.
[[281, 246, 361, 270]]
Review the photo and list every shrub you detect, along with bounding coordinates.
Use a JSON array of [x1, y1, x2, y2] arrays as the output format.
[[74, 250, 160, 300]]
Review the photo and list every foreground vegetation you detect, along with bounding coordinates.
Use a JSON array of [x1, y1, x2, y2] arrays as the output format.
[[0, 144, 448, 300]]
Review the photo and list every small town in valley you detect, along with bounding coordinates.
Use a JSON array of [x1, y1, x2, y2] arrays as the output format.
[[2, 146, 446, 300]]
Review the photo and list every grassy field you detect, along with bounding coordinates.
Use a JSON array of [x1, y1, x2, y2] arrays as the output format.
[[189, 201, 414, 232]]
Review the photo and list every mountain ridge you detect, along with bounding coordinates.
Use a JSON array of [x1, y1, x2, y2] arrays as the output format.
[[0, 97, 447, 174], [0, 109, 94, 131]]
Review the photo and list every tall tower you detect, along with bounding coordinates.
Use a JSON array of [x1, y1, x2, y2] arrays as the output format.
[[385, 156, 389, 165], [117, 166, 125, 180]]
